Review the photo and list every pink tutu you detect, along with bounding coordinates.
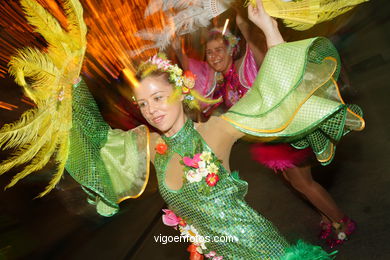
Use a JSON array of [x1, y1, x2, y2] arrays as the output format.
[[250, 143, 312, 172]]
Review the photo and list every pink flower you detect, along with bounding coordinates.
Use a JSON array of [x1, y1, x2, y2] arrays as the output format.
[[205, 173, 219, 187], [213, 256, 223, 260], [162, 209, 181, 227], [183, 153, 202, 168]]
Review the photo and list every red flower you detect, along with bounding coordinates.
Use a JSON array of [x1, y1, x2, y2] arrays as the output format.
[[187, 244, 204, 260], [205, 173, 219, 187], [178, 217, 187, 227], [155, 143, 168, 155]]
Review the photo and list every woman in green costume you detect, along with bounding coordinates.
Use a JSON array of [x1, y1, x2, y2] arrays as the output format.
[[0, 0, 364, 258], [96, 1, 362, 258]]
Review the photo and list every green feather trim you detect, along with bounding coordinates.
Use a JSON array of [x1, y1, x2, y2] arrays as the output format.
[[282, 240, 337, 260]]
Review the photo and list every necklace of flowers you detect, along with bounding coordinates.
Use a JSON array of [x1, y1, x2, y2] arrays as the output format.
[[162, 209, 223, 259], [181, 151, 221, 194]]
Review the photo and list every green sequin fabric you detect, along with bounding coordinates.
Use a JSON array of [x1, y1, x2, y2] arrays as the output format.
[[66, 80, 119, 216], [155, 119, 290, 259]]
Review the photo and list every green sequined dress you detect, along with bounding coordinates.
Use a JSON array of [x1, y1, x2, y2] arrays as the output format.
[[154, 120, 330, 259], [65, 37, 362, 258]]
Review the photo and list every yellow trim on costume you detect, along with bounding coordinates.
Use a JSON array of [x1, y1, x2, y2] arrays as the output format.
[[330, 77, 365, 131], [117, 126, 151, 203], [221, 56, 338, 133], [317, 142, 334, 163]]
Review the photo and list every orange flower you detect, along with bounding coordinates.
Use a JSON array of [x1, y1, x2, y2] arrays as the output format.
[[184, 70, 196, 80], [187, 244, 204, 260], [155, 143, 168, 155], [178, 217, 187, 227], [205, 173, 219, 187], [182, 86, 191, 94], [183, 71, 196, 89]]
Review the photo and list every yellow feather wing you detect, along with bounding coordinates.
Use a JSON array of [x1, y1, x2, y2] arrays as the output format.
[[1, 0, 87, 196]]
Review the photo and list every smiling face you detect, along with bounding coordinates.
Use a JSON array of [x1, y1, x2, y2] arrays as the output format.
[[206, 37, 232, 74], [133, 73, 186, 136]]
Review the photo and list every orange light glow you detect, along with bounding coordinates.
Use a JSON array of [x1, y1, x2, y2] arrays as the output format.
[[0, 101, 18, 111], [82, 0, 168, 80], [0, 0, 170, 82], [122, 68, 139, 89]]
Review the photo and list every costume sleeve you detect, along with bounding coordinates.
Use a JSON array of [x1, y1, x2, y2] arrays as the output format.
[[238, 44, 259, 88], [66, 80, 150, 216], [221, 37, 364, 165], [189, 58, 216, 97]]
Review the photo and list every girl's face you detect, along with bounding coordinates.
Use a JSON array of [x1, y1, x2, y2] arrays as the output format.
[[133, 74, 185, 136], [206, 38, 232, 74]]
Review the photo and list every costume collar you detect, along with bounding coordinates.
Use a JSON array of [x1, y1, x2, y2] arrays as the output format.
[[162, 119, 194, 148]]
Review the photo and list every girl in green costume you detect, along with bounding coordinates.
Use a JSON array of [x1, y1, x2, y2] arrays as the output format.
[[107, 1, 362, 258], [0, 0, 364, 258]]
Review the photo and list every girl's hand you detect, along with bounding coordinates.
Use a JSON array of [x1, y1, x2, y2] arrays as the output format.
[[248, 0, 284, 48], [248, 0, 277, 35]]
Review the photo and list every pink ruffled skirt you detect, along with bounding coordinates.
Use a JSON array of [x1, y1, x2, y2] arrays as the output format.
[[250, 143, 312, 172]]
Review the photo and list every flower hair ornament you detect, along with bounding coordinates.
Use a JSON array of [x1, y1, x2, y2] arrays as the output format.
[[137, 53, 221, 110]]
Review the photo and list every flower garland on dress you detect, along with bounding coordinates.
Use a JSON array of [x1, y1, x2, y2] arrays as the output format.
[[181, 151, 221, 195], [154, 139, 221, 194], [137, 53, 221, 110], [162, 209, 224, 259]]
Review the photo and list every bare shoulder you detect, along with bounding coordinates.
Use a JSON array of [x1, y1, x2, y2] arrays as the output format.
[[199, 116, 243, 140], [149, 131, 160, 143]]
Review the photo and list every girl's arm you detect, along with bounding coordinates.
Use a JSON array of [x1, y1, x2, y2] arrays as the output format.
[[235, 13, 267, 67], [171, 36, 189, 70], [248, 0, 285, 48]]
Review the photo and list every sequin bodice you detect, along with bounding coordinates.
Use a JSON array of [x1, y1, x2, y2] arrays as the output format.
[[154, 120, 288, 259]]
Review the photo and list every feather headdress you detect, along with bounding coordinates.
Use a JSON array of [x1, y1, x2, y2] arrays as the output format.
[[134, 0, 234, 53], [135, 0, 368, 52]]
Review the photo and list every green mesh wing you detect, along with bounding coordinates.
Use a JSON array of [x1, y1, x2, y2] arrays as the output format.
[[222, 37, 364, 165], [66, 80, 149, 216]]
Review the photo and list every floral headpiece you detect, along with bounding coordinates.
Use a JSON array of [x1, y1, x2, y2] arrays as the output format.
[[138, 53, 221, 109]]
